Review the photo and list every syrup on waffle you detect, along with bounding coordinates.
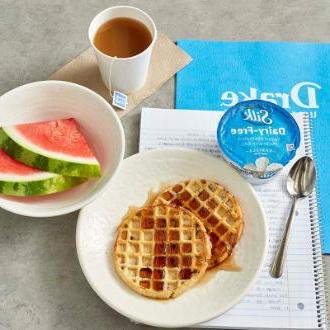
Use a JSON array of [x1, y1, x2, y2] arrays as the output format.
[[113, 205, 211, 299], [153, 179, 243, 269]]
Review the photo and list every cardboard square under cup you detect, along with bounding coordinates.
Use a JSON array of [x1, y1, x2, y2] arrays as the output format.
[[50, 33, 191, 118]]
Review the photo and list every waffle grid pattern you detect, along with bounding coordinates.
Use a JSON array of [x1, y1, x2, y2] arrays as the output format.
[[113, 205, 210, 299], [154, 179, 243, 268]]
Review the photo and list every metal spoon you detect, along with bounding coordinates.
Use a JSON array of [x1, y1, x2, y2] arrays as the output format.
[[270, 156, 316, 278]]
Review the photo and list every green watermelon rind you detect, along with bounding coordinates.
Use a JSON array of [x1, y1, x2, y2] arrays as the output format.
[[0, 174, 85, 196], [0, 128, 101, 178]]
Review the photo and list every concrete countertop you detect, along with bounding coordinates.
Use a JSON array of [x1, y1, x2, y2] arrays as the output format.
[[0, 1, 329, 329]]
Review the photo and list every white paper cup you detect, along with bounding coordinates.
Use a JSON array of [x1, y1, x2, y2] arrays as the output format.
[[88, 6, 157, 94]]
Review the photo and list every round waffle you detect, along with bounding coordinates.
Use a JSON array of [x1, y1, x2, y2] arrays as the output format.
[[113, 205, 211, 299], [153, 179, 243, 269]]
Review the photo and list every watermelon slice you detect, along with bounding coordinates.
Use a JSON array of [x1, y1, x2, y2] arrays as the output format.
[[0, 119, 101, 178], [0, 149, 85, 196]]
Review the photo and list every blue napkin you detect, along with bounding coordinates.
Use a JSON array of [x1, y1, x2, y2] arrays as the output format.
[[176, 40, 330, 254]]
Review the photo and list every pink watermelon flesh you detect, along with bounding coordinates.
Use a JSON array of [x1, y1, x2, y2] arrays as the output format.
[[0, 118, 101, 177], [16, 118, 96, 159], [0, 149, 41, 175]]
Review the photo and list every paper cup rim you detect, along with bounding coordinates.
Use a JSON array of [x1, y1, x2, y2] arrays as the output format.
[[88, 5, 158, 61]]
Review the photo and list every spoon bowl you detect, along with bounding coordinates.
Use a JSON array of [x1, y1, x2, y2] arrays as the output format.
[[287, 156, 316, 199]]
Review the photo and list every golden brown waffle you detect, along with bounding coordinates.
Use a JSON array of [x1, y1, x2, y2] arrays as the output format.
[[153, 179, 243, 269], [113, 205, 211, 299]]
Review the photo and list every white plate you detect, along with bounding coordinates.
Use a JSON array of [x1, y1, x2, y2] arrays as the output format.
[[76, 149, 268, 327]]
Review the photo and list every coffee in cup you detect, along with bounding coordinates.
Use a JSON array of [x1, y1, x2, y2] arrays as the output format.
[[93, 17, 152, 58]]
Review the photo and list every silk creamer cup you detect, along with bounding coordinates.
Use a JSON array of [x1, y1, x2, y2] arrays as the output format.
[[217, 100, 300, 184], [88, 6, 157, 93]]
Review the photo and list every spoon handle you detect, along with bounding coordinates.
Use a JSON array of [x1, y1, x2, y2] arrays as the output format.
[[270, 198, 298, 278]]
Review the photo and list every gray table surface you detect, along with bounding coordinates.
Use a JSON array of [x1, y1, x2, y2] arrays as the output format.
[[1, 1, 330, 329]]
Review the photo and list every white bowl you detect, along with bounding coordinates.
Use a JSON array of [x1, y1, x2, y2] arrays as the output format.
[[0, 80, 125, 217]]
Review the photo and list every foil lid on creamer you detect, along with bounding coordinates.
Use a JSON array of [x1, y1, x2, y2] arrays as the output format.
[[217, 100, 300, 183]]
